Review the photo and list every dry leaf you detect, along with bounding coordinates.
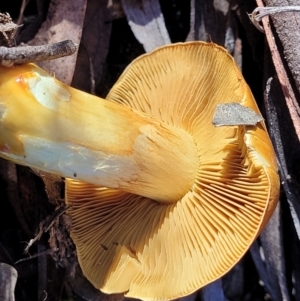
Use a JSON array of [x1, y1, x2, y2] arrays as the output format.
[[121, 0, 170, 52]]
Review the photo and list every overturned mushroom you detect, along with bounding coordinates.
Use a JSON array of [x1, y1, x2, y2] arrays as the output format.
[[0, 42, 279, 300]]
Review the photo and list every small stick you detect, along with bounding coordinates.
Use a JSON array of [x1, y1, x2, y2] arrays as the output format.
[[249, 6, 300, 32], [15, 248, 59, 264], [0, 40, 77, 67], [23, 205, 69, 254]]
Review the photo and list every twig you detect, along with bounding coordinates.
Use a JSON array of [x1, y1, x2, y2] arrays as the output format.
[[13, 0, 30, 40], [23, 223, 44, 254], [0, 40, 77, 67], [16, 0, 29, 27], [249, 6, 300, 32], [255, 0, 300, 142], [15, 248, 59, 264], [23, 205, 70, 254]]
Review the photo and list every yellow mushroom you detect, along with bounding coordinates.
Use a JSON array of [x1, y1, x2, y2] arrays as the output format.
[[0, 42, 279, 300]]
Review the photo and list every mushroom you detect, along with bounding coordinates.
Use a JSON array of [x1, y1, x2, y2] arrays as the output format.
[[0, 42, 279, 300]]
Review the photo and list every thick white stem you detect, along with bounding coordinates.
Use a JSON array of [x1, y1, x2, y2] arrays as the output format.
[[0, 64, 198, 202]]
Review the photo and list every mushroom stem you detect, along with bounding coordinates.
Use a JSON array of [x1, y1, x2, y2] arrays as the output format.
[[0, 64, 198, 203]]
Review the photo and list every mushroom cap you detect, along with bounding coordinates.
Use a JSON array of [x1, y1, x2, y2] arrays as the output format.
[[66, 42, 279, 300]]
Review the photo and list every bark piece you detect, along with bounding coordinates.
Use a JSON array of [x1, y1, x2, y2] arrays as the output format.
[[72, 0, 112, 93], [259, 22, 300, 299], [32, 170, 64, 205], [264, 0, 300, 95], [28, 0, 87, 84], [256, 0, 300, 141]]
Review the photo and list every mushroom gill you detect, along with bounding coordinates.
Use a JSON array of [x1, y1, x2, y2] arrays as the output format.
[[66, 42, 279, 300]]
